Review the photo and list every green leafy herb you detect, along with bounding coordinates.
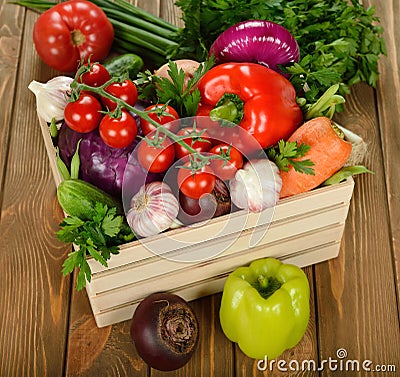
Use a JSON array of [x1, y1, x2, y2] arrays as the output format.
[[137, 57, 214, 117], [58, 203, 124, 290], [175, 0, 386, 102], [267, 140, 315, 175]]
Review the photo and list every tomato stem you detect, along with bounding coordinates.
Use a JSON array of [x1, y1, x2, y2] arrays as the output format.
[[70, 76, 229, 171], [70, 29, 86, 47]]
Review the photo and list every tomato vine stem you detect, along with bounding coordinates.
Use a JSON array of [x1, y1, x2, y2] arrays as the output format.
[[69, 71, 230, 171]]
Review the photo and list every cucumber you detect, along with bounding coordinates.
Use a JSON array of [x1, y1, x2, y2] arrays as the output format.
[[57, 179, 124, 221], [57, 179, 135, 241], [103, 53, 144, 80]]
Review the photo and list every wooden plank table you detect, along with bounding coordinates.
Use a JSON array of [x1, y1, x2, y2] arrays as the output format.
[[1, 0, 399, 375]]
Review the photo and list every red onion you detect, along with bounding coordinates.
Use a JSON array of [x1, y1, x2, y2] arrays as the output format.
[[178, 178, 231, 225], [209, 20, 300, 75]]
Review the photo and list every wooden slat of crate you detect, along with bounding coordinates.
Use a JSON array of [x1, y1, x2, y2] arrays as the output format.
[[88, 221, 346, 311], [87, 178, 354, 274], [38, 115, 63, 186], [88, 241, 341, 328], [86, 201, 350, 294]]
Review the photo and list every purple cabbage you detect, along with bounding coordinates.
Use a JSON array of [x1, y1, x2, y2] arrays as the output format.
[[57, 126, 161, 204], [58, 101, 163, 202], [58, 123, 138, 198]]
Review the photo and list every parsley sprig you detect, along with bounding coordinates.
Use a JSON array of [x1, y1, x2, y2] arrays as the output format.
[[58, 203, 124, 290], [175, 0, 386, 103], [267, 140, 315, 175], [137, 57, 214, 117]]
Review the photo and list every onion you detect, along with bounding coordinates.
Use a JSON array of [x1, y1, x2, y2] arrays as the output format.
[[126, 181, 179, 238], [178, 178, 231, 225], [209, 20, 300, 75]]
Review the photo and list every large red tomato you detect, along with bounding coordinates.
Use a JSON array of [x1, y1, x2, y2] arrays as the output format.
[[33, 0, 114, 72]]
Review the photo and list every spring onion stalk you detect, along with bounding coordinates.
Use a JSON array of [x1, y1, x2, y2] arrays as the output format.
[[14, 0, 55, 9], [13, 0, 181, 63], [112, 37, 166, 67], [101, 7, 177, 40], [103, 0, 177, 32], [110, 19, 177, 54]]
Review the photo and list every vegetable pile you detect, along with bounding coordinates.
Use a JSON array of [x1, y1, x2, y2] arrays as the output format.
[[23, 0, 382, 368], [32, 54, 346, 286], [33, 54, 365, 308], [19, 0, 385, 100]]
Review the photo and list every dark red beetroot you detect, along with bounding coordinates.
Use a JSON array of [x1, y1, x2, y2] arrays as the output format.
[[130, 292, 199, 371]]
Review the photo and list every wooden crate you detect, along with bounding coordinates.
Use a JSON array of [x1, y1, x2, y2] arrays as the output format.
[[38, 116, 354, 327]]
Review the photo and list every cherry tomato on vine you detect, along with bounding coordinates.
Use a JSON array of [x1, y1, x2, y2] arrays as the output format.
[[137, 136, 175, 173], [174, 127, 212, 160], [209, 144, 244, 181], [78, 63, 111, 87], [99, 110, 138, 149], [33, 0, 114, 72], [64, 93, 103, 133], [140, 104, 180, 135], [102, 79, 138, 111], [177, 163, 216, 200]]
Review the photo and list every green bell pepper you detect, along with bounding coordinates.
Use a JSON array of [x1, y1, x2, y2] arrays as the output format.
[[219, 257, 310, 360]]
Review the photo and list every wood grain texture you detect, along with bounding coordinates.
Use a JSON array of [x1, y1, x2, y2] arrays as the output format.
[[65, 276, 149, 377], [365, 0, 400, 314], [316, 82, 400, 376], [0, 1, 24, 205], [0, 7, 71, 377]]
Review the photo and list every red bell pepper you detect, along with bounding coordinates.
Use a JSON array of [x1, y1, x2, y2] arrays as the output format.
[[197, 62, 303, 150]]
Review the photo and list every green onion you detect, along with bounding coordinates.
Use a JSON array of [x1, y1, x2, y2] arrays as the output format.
[[102, 0, 178, 32], [112, 37, 166, 66], [110, 19, 177, 53], [12, 0, 182, 63], [12, 0, 55, 9], [101, 7, 177, 40]]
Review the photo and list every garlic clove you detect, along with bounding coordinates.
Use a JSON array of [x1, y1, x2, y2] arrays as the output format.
[[229, 159, 282, 213]]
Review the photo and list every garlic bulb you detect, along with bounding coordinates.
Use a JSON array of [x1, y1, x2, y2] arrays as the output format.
[[28, 76, 73, 123], [126, 182, 179, 238], [229, 159, 282, 212]]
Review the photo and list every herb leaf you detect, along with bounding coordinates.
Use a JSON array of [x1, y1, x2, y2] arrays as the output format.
[[138, 57, 214, 117], [267, 140, 315, 175], [175, 0, 386, 102], [57, 203, 126, 290]]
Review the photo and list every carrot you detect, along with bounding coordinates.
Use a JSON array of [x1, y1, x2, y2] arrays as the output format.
[[279, 116, 352, 198]]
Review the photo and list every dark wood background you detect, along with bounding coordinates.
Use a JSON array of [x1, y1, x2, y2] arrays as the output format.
[[0, 0, 399, 376]]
